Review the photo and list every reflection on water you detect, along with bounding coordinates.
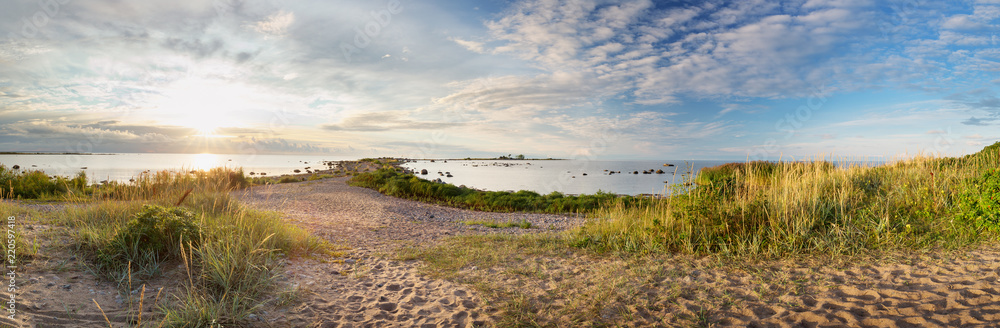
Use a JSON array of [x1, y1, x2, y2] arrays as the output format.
[[190, 153, 221, 171]]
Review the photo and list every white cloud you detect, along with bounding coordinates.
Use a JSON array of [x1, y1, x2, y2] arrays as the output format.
[[479, 0, 878, 104], [254, 11, 295, 36], [449, 37, 486, 53]]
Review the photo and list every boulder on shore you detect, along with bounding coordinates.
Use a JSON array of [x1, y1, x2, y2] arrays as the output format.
[[420, 169, 428, 175]]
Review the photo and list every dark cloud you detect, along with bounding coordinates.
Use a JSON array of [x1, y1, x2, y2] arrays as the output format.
[[969, 96, 1000, 110], [235, 51, 255, 63], [961, 117, 999, 126], [162, 37, 224, 58]]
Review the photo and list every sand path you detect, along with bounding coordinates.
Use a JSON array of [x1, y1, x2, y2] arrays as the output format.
[[235, 177, 580, 327]]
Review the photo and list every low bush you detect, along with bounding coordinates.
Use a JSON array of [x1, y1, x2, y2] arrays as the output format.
[[0, 166, 89, 199], [87, 205, 201, 282], [955, 167, 1000, 232], [349, 168, 641, 213]]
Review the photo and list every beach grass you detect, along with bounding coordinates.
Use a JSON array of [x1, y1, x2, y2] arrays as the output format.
[[354, 142, 1000, 259], [572, 142, 1000, 258], [14, 167, 329, 326], [394, 142, 1000, 326], [0, 166, 89, 200]]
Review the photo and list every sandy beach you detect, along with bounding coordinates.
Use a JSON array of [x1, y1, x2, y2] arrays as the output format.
[[237, 177, 1000, 327], [8, 175, 1000, 327]]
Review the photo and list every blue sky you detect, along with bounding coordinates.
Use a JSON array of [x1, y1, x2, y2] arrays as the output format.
[[0, 0, 998, 160]]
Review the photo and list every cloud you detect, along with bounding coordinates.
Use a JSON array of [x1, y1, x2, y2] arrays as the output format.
[[961, 116, 999, 126], [0, 120, 176, 145], [321, 111, 464, 132], [449, 37, 486, 53], [969, 96, 1000, 110], [716, 103, 767, 117], [161, 38, 224, 58], [253, 11, 295, 36], [479, 0, 879, 105], [432, 73, 603, 115]]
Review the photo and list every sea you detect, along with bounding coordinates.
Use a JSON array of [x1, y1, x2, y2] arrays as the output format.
[[399, 159, 731, 195], [0, 153, 877, 196], [0, 153, 354, 183]]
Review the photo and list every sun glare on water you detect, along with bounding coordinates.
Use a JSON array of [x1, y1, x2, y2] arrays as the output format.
[[190, 153, 222, 170]]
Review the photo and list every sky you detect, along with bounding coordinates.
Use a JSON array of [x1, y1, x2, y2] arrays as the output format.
[[1, 0, 998, 160]]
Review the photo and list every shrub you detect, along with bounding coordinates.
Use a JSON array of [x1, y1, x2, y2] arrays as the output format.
[[92, 205, 201, 281], [0, 166, 88, 199], [955, 168, 1000, 232], [348, 169, 633, 213]]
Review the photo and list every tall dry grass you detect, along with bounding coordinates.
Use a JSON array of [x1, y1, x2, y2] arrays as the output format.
[[39, 167, 330, 326], [574, 143, 1000, 258]]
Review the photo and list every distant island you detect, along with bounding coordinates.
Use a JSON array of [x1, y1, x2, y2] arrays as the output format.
[[457, 154, 562, 160]]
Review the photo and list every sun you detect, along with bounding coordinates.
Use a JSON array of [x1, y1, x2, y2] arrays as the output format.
[[153, 77, 252, 138], [193, 124, 218, 137], [187, 119, 223, 137]]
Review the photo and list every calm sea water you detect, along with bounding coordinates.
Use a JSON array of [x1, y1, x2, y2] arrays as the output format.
[[0, 153, 355, 182], [401, 159, 731, 195], [0, 154, 881, 196]]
